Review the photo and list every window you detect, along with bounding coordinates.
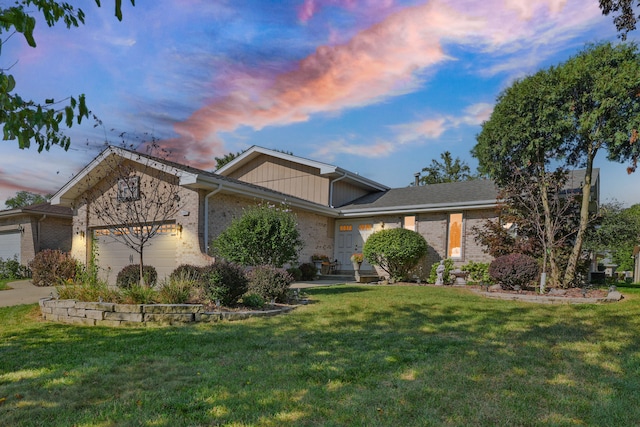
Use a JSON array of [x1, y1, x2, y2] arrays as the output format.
[[358, 224, 372, 231], [447, 213, 463, 259], [403, 216, 416, 231], [339, 224, 353, 232], [117, 176, 140, 202]]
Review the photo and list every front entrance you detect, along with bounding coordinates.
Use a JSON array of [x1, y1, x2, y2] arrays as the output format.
[[335, 220, 375, 271]]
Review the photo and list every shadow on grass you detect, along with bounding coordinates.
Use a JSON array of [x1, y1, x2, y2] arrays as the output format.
[[2, 286, 640, 426]]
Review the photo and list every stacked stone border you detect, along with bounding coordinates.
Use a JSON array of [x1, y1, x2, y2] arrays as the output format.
[[39, 298, 299, 326]]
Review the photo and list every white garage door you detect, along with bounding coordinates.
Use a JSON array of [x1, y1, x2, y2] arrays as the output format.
[[0, 231, 21, 262], [94, 223, 177, 285]]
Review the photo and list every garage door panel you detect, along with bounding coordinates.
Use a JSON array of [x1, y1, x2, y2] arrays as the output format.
[[94, 225, 177, 285], [0, 232, 21, 262]]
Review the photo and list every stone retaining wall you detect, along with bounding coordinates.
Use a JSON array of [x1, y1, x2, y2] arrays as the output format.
[[39, 298, 296, 326]]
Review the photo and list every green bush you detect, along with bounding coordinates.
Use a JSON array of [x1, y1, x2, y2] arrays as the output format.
[[121, 283, 158, 304], [242, 293, 265, 308], [211, 202, 303, 267], [169, 264, 203, 282], [0, 256, 29, 280], [363, 228, 428, 281], [489, 254, 539, 290], [157, 274, 197, 304], [461, 261, 493, 284], [116, 264, 158, 289], [29, 249, 78, 287], [57, 280, 121, 303], [286, 267, 303, 281], [247, 265, 293, 303], [429, 258, 454, 285], [299, 262, 317, 280], [200, 261, 248, 306]]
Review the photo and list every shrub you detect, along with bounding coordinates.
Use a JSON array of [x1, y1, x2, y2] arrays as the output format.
[[299, 262, 317, 280], [29, 249, 78, 287], [211, 202, 303, 267], [429, 258, 454, 285], [0, 256, 29, 280], [363, 228, 428, 281], [286, 267, 303, 281], [242, 293, 265, 308], [461, 261, 493, 284], [489, 253, 539, 290], [169, 264, 203, 282], [157, 275, 197, 304], [200, 261, 248, 306], [57, 280, 121, 303], [247, 265, 294, 303], [121, 283, 158, 304], [116, 264, 158, 289]]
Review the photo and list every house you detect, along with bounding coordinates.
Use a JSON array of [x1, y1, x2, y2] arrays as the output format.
[[49, 145, 506, 284], [0, 203, 72, 264]]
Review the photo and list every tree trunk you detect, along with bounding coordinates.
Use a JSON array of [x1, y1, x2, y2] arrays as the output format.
[[139, 249, 145, 287], [563, 156, 594, 287], [540, 180, 561, 287]]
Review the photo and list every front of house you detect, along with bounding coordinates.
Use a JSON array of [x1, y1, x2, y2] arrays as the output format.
[[50, 145, 506, 284]]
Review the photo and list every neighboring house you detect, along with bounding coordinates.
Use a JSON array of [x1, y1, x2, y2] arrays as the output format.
[[0, 203, 72, 264], [50, 145, 597, 284]]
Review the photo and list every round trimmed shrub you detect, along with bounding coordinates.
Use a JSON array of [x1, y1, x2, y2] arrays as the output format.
[[29, 249, 78, 287], [489, 253, 539, 289], [363, 228, 428, 281], [170, 264, 203, 282], [116, 264, 158, 289], [247, 265, 294, 303], [298, 262, 317, 280], [200, 261, 248, 306], [286, 266, 303, 281]]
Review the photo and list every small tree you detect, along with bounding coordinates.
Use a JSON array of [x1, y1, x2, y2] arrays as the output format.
[[83, 145, 182, 285], [5, 191, 49, 209], [363, 228, 428, 281], [212, 202, 303, 267], [418, 151, 477, 185]]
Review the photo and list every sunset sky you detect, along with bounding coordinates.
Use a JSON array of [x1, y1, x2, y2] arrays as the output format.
[[1, 0, 638, 206]]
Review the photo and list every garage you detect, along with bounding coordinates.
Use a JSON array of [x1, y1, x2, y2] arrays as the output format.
[[93, 223, 178, 285], [0, 231, 21, 262]]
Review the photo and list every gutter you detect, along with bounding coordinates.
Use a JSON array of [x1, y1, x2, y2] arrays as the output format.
[[338, 201, 499, 217], [329, 172, 348, 208]]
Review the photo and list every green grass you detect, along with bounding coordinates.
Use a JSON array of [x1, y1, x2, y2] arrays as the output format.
[[0, 278, 12, 291], [2, 284, 640, 426]]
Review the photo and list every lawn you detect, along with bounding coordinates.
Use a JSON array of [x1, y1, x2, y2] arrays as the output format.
[[2, 284, 640, 426], [0, 278, 12, 291]]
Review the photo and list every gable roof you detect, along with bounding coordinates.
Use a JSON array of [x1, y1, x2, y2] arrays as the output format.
[[215, 145, 390, 192], [50, 146, 339, 217], [339, 179, 499, 216]]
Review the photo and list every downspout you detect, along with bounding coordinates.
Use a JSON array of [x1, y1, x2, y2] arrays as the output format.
[[329, 172, 348, 208], [204, 184, 223, 255], [37, 215, 47, 253]]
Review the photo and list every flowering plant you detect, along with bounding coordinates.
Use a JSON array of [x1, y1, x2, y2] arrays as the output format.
[[350, 253, 364, 263], [311, 254, 329, 261]]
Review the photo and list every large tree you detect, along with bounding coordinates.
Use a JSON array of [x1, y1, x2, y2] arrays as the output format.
[[0, 1, 134, 152], [4, 191, 49, 208], [474, 42, 640, 287], [600, 0, 640, 39], [585, 203, 640, 271], [417, 151, 477, 185]]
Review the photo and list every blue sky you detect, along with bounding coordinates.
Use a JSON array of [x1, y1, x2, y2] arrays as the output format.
[[1, 0, 638, 206]]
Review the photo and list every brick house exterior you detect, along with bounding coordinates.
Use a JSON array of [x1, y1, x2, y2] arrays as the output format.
[[51, 145, 500, 283]]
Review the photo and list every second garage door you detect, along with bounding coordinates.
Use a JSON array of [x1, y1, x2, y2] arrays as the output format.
[[94, 223, 177, 285], [0, 231, 21, 263]]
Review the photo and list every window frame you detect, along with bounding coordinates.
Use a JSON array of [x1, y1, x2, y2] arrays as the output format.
[[447, 212, 463, 260]]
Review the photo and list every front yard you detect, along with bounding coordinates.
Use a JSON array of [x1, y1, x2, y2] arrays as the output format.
[[1, 284, 640, 426]]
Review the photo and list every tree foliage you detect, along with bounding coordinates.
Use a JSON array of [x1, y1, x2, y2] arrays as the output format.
[[600, 0, 640, 39], [0, 1, 134, 151], [363, 228, 428, 281], [585, 203, 640, 271], [418, 151, 476, 185], [4, 190, 48, 208], [473, 42, 640, 287], [212, 202, 303, 267]]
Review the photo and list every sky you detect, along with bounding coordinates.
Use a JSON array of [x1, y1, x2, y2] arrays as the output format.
[[1, 0, 639, 207]]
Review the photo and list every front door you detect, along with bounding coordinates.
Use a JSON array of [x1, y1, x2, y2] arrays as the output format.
[[335, 220, 374, 271]]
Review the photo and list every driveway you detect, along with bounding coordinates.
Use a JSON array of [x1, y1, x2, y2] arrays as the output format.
[[0, 280, 54, 307]]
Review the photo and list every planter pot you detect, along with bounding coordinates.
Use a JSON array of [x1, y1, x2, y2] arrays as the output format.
[[352, 261, 362, 271]]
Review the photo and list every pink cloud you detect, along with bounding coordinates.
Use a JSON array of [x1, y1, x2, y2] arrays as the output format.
[[163, 0, 602, 166]]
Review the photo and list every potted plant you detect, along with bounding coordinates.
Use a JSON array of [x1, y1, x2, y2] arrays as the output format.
[[350, 253, 363, 271]]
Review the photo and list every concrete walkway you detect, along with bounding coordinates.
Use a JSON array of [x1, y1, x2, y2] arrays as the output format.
[[0, 280, 55, 307]]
